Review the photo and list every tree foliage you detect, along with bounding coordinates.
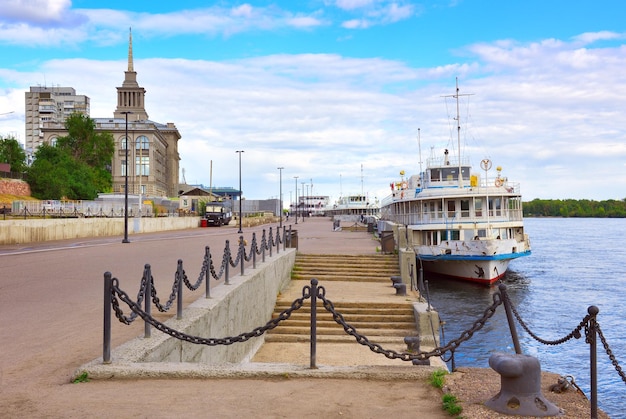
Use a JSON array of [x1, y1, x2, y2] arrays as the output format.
[[26, 113, 114, 200], [0, 136, 27, 173], [523, 198, 626, 218]]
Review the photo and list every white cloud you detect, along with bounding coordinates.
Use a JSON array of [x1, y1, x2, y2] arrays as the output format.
[[2, 31, 626, 201], [0, 0, 80, 25]]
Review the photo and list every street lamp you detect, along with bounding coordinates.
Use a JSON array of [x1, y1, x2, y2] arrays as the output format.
[[294, 176, 299, 224], [236, 150, 244, 233], [301, 181, 306, 222], [277, 167, 284, 229], [121, 111, 132, 243]]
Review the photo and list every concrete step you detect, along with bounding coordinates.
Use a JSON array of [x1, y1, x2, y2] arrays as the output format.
[[263, 334, 412, 344], [267, 326, 417, 336], [290, 274, 394, 282], [273, 312, 415, 322]]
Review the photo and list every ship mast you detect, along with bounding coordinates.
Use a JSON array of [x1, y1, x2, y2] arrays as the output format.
[[443, 78, 473, 188], [455, 78, 462, 187]]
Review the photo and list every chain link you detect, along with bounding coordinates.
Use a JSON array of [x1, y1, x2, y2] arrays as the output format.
[[111, 280, 312, 344], [596, 323, 626, 383], [317, 285, 503, 361], [506, 291, 589, 345]]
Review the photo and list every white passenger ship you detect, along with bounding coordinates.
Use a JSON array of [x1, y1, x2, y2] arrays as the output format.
[[380, 81, 531, 284]]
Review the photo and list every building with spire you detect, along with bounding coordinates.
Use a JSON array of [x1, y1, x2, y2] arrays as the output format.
[[40, 29, 181, 197]]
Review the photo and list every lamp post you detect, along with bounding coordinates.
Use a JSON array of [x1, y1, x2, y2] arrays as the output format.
[[236, 150, 244, 233], [277, 167, 284, 228], [121, 111, 132, 243], [294, 176, 299, 224], [301, 181, 306, 222]]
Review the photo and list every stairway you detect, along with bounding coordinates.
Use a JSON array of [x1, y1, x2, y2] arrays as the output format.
[[265, 254, 418, 345]]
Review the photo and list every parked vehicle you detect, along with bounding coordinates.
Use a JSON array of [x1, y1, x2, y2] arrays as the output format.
[[205, 203, 232, 226]]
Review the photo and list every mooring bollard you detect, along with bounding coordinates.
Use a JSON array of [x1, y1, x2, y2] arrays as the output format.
[[390, 275, 402, 287], [485, 352, 561, 417], [394, 283, 406, 295], [404, 336, 429, 366]]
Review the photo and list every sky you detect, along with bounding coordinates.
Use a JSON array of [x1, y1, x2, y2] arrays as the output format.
[[1, 0, 626, 205]]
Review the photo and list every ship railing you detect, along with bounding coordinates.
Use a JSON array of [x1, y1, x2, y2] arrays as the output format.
[[382, 209, 524, 226]]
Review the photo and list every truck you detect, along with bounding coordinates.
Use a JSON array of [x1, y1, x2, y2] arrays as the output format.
[[204, 203, 232, 227]]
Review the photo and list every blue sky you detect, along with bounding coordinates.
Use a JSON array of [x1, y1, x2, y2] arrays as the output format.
[[1, 0, 626, 203]]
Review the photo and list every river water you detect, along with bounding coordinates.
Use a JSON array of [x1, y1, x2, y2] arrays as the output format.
[[424, 218, 626, 418]]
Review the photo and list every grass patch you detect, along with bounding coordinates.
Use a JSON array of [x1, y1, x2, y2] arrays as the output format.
[[442, 393, 463, 416], [429, 368, 447, 388], [72, 372, 90, 383], [428, 369, 463, 417]]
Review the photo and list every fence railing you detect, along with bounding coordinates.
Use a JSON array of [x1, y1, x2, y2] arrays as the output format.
[[103, 225, 296, 360], [105, 263, 623, 418]]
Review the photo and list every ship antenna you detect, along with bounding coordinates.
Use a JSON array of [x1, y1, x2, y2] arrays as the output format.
[[361, 164, 364, 197], [417, 128, 423, 175], [442, 77, 473, 188]]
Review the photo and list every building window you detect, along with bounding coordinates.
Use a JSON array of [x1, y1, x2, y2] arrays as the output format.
[[136, 156, 149, 176], [121, 137, 129, 150], [136, 135, 149, 150], [121, 160, 127, 176]]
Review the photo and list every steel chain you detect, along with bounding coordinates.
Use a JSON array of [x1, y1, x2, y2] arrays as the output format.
[[506, 292, 589, 345], [111, 281, 313, 344], [151, 273, 180, 312], [243, 235, 257, 262], [209, 254, 226, 281], [596, 323, 626, 384], [317, 286, 503, 361], [110, 274, 148, 324], [185, 259, 208, 291], [229, 243, 241, 267]]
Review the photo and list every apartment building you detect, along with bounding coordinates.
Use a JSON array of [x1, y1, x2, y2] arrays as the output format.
[[24, 86, 90, 161]]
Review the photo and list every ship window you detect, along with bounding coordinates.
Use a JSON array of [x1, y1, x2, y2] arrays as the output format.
[[442, 168, 457, 181], [447, 200, 456, 218], [449, 230, 460, 240], [461, 199, 470, 217], [430, 169, 441, 181], [475, 199, 482, 217]]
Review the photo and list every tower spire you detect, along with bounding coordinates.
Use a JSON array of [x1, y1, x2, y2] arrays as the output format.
[[128, 27, 134, 72]]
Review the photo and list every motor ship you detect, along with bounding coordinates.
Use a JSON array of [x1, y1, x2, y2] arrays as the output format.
[[326, 194, 380, 223], [380, 82, 531, 284]]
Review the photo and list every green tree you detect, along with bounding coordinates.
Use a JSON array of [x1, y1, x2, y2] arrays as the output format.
[[0, 136, 27, 173], [56, 113, 114, 169], [26, 114, 114, 200]]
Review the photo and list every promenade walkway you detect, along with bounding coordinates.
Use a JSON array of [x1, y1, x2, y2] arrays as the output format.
[[0, 216, 601, 418]]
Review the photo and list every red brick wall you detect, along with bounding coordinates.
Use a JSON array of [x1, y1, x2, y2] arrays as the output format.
[[0, 179, 31, 196]]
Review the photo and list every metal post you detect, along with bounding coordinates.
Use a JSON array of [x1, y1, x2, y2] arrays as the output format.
[[224, 240, 230, 285], [301, 181, 306, 222], [205, 247, 211, 298], [239, 236, 245, 276], [103, 272, 112, 364], [268, 227, 273, 257], [236, 150, 244, 233], [294, 176, 298, 224], [588, 305, 599, 419], [261, 229, 266, 263], [252, 233, 257, 269], [278, 167, 284, 228], [310, 278, 318, 369], [122, 111, 132, 243], [499, 284, 521, 354], [177, 260, 184, 320], [144, 264, 151, 338]]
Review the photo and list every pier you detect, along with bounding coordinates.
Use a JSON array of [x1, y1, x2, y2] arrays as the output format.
[[0, 217, 604, 418]]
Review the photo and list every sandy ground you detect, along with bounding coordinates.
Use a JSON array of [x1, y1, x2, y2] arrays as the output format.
[[0, 217, 605, 418]]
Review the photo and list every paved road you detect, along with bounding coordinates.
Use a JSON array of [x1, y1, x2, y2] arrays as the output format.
[[1, 218, 448, 419]]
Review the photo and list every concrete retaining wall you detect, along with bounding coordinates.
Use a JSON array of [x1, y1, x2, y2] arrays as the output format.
[[0, 217, 201, 245], [83, 248, 296, 376]]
